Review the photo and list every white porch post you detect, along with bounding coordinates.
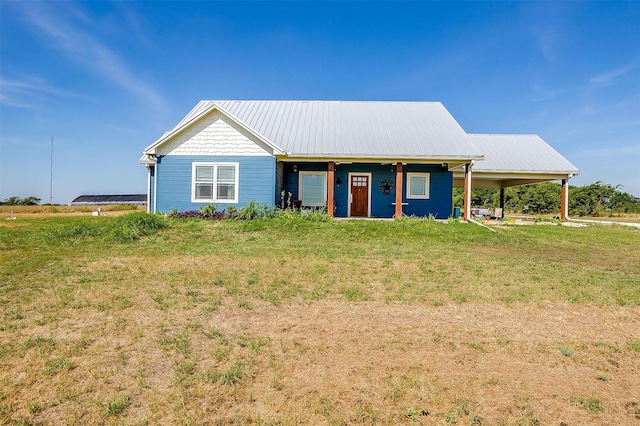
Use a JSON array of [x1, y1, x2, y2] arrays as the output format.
[[463, 162, 473, 221]]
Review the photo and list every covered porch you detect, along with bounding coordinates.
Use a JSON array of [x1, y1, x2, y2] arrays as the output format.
[[277, 159, 459, 219]]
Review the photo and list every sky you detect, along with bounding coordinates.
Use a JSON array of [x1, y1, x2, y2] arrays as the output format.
[[1, 0, 639, 204]]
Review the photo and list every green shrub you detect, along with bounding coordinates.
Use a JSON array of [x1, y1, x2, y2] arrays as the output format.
[[109, 212, 168, 242], [237, 201, 274, 220], [226, 205, 237, 217], [274, 207, 331, 222], [200, 204, 218, 218]]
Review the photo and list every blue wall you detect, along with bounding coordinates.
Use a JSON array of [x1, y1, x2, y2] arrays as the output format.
[[282, 162, 326, 207], [401, 164, 453, 219], [282, 162, 452, 218], [155, 155, 275, 213]]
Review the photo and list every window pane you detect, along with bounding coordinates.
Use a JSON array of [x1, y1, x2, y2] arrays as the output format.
[[195, 183, 213, 199], [217, 165, 235, 182], [196, 166, 213, 182], [217, 183, 235, 200], [410, 176, 426, 196], [302, 174, 325, 205]]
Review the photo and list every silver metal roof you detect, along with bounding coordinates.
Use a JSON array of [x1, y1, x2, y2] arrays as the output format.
[[468, 134, 579, 174], [165, 100, 483, 160]]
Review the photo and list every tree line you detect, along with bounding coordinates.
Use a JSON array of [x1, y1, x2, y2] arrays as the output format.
[[453, 181, 640, 216], [1, 196, 42, 206]]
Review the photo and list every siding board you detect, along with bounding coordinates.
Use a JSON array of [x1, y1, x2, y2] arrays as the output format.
[[156, 155, 275, 213]]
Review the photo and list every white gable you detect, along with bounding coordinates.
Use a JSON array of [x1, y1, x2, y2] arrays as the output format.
[[157, 110, 273, 157]]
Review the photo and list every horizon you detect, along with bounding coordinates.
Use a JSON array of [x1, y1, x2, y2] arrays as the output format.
[[1, 1, 639, 202]]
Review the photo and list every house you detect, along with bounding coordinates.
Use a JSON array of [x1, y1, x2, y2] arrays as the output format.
[[139, 101, 579, 220]]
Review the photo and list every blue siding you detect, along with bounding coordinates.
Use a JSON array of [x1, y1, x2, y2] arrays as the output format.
[[155, 155, 275, 213], [402, 164, 452, 219], [282, 162, 452, 218], [282, 162, 327, 204]]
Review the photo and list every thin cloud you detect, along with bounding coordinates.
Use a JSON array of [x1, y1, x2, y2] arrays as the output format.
[[589, 64, 637, 86], [0, 77, 77, 108], [13, 2, 166, 110], [529, 84, 562, 102]]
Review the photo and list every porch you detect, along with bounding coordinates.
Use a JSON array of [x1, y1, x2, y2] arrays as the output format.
[[278, 160, 454, 219]]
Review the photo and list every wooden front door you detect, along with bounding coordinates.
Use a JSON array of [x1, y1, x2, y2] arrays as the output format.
[[350, 175, 369, 217]]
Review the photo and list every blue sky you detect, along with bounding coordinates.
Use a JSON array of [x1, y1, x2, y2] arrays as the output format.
[[1, 1, 639, 203]]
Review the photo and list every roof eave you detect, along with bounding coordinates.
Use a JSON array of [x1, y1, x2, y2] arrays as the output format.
[[276, 154, 484, 164], [138, 154, 156, 165], [452, 170, 580, 179]]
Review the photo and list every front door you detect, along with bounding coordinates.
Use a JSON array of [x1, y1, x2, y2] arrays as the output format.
[[350, 175, 369, 217]]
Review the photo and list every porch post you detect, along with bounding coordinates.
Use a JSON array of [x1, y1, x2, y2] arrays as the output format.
[[499, 188, 505, 219], [560, 178, 569, 221], [327, 161, 335, 217], [395, 163, 403, 218], [463, 162, 472, 221]]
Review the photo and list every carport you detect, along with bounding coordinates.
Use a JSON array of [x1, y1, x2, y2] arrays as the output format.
[[452, 134, 580, 221]]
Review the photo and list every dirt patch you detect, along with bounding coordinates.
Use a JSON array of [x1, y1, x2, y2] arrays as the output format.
[[200, 301, 639, 424], [4, 300, 639, 424]]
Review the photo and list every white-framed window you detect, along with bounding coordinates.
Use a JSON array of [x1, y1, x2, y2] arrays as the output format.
[[298, 171, 327, 206], [406, 172, 430, 199], [192, 162, 239, 203]]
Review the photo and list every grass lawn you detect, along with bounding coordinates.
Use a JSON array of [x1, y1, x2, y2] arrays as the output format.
[[1, 214, 639, 424]]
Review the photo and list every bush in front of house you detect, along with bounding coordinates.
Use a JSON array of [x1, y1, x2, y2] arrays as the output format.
[[109, 212, 168, 242], [166, 202, 331, 222]]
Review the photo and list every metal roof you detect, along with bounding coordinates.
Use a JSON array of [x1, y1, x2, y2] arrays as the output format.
[[69, 194, 147, 205], [155, 100, 483, 161], [468, 134, 580, 174]]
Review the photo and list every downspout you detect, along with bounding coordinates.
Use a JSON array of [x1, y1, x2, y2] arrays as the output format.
[[153, 163, 158, 213], [467, 217, 497, 233], [146, 165, 151, 213]]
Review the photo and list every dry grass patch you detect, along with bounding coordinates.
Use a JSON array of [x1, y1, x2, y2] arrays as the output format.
[[1, 215, 639, 424]]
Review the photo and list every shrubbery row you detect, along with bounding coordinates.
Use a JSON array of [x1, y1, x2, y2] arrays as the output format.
[[167, 201, 331, 222]]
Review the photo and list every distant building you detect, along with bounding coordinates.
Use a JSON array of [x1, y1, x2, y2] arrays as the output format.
[[68, 194, 147, 206]]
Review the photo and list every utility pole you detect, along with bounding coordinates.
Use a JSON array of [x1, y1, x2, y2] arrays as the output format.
[[50, 137, 53, 206]]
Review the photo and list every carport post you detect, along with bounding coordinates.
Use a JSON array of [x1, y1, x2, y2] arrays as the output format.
[[560, 178, 569, 221], [499, 188, 505, 219], [463, 162, 472, 221]]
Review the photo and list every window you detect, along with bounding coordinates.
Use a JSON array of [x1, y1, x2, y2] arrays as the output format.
[[298, 171, 327, 206], [406, 172, 430, 199], [192, 162, 238, 203]]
